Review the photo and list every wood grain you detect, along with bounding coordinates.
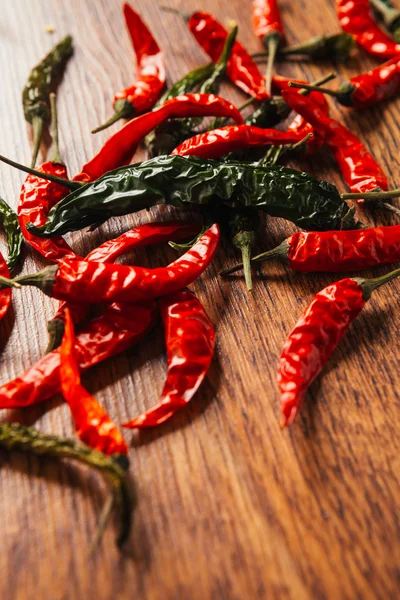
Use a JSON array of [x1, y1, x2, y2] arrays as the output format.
[[0, 0, 399, 598]]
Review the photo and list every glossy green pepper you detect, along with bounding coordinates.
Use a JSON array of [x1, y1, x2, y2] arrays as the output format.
[[0, 197, 23, 272]]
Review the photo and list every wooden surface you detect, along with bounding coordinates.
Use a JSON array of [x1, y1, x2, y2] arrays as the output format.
[[0, 0, 400, 598]]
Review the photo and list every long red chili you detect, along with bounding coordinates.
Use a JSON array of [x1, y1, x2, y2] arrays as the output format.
[[172, 125, 306, 159], [14, 224, 220, 304], [187, 11, 269, 100], [336, 0, 400, 58], [252, 0, 285, 93], [0, 301, 157, 409], [278, 267, 400, 426], [60, 309, 128, 456], [93, 4, 166, 133], [224, 225, 400, 275], [75, 95, 244, 182], [124, 289, 215, 428], [0, 252, 11, 322], [282, 90, 388, 195]]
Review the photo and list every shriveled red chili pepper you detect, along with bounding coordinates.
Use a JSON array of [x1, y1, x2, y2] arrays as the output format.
[[170, 9, 268, 100], [0, 252, 11, 322], [75, 95, 244, 182], [290, 56, 400, 108], [282, 90, 389, 197], [172, 125, 306, 159], [93, 4, 165, 133], [222, 224, 400, 275], [278, 267, 400, 426], [124, 289, 215, 428], [13, 224, 220, 304], [252, 0, 285, 94], [336, 0, 400, 58], [60, 309, 128, 456], [0, 301, 157, 409], [49, 221, 202, 345], [19, 94, 80, 262]]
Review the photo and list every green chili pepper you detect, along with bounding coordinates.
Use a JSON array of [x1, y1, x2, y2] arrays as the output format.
[[0, 197, 23, 272], [253, 33, 354, 63], [20, 155, 358, 237], [146, 26, 238, 157], [158, 63, 215, 106], [22, 35, 73, 168]]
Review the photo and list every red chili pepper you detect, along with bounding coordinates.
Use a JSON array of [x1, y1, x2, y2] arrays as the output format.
[[0, 252, 11, 322], [289, 56, 400, 108], [60, 309, 128, 456], [187, 11, 269, 100], [336, 0, 400, 58], [93, 4, 166, 133], [75, 95, 244, 182], [278, 266, 400, 426], [0, 301, 157, 409], [15, 224, 220, 305], [18, 162, 80, 262], [124, 289, 215, 428], [172, 125, 305, 159], [224, 225, 400, 274], [282, 90, 388, 195], [252, 0, 285, 93]]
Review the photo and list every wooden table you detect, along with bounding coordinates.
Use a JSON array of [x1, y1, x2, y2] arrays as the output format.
[[1, 0, 399, 598]]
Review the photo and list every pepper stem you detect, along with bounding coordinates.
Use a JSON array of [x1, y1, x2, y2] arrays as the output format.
[[369, 0, 400, 39], [0, 154, 81, 190], [221, 240, 289, 276], [355, 266, 400, 300], [341, 188, 400, 200], [30, 115, 44, 169], [0, 275, 21, 288], [46, 317, 66, 352], [374, 199, 400, 217], [92, 99, 135, 134], [13, 265, 58, 296], [288, 81, 340, 97], [298, 71, 336, 95], [159, 5, 191, 21], [264, 34, 281, 95], [232, 230, 255, 291], [49, 93, 63, 165]]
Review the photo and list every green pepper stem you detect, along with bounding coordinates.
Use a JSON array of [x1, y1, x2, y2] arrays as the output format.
[[356, 266, 400, 300], [0, 275, 20, 288], [160, 5, 191, 21], [369, 0, 400, 31], [46, 317, 65, 352], [92, 99, 135, 134], [13, 265, 58, 296], [374, 199, 400, 217], [288, 81, 340, 96], [221, 240, 289, 276], [49, 93, 63, 165], [264, 34, 281, 95], [0, 154, 81, 190], [241, 244, 253, 291], [30, 115, 44, 169], [341, 188, 400, 200]]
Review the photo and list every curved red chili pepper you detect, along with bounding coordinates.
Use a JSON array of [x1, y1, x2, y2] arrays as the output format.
[[124, 289, 215, 428], [172, 125, 305, 159], [18, 162, 80, 262], [114, 4, 165, 114], [17, 224, 220, 304], [336, 0, 400, 58], [278, 278, 365, 426], [75, 95, 244, 182], [60, 309, 128, 456], [0, 301, 157, 409], [0, 252, 11, 322], [282, 90, 388, 194], [188, 11, 269, 100], [252, 0, 284, 39]]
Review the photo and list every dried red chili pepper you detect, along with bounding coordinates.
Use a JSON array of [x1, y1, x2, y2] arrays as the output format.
[[290, 56, 400, 108], [124, 289, 215, 428], [222, 224, 400, 275], [93, 4, 165, 133], [0, 252, 11, 322], [172, 125, 306, 159], [18, 94, 80, 262], [13, 224, 220, 304], [252, 0, 285, 93], [165, 8, 268, 100], [278, 267, 400, 426], [336, 0, 400, 58], [0, 301, 157, 409], [60, 309, 128, 456], [282, 91, 391, 205], [75, 95, 244, 182]]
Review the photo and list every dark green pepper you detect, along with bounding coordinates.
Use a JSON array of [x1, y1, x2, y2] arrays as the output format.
[[0, 198, 23, 272], [24, 155, 359, 237], [22, 35, 73, 168], [369, 0, 400, 43]]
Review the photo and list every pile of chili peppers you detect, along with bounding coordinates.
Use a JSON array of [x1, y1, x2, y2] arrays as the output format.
[[1, 0, 400, 550]]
